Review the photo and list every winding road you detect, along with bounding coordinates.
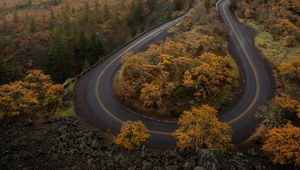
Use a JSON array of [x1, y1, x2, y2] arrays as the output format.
[[75, 0, 274, 147]]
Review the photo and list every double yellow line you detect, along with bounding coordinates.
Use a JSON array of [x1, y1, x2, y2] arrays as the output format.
[[95, 20, 178, 135], [220, 0, 260, 124], [94, 0, 260, 135]]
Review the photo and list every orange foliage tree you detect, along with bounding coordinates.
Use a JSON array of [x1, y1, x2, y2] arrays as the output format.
[[260, 93, 300, 128], [0, 70, 64, 120], [262, 123, 300, 166], [115, 121, 151, 150], [140, 82, 163, 107], [175, 105, 232, 150], [183, 52, 235, 98], [278, 56, 300, 83]]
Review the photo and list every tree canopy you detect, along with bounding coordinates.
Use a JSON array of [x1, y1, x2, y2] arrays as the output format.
[[176, 105, 232, 150]]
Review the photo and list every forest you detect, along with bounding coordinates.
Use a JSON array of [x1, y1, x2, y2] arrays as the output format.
[[0, 0, 191, 83]]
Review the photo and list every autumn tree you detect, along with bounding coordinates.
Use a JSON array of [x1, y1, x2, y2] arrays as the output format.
[[176, 105, 232, 150], [278, 56, 300, 83], [114, 80, 137, 101], [183, 53, 235, 98], [0, 81, 40, 120], [115, 121, 151, 150], [259, 93, 300, 128], [0, 70, 64, 120], [140, 82, 163, 108], [262, 124, 300, 166]]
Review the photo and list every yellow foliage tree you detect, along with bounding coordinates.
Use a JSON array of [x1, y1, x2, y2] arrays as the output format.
[[115, 121, 151, 150], [262, 123, 300, 166], [261, 93, 300, 128], [176, 105, 232, 150], [0, 70, 64, 120], [0, 81, 40, 119], [140, 82, 163, 107], [183, 52, 235, 98], [278, 56, 300, 82]]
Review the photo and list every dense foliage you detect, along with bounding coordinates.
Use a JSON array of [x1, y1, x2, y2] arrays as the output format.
[[115, 121, 150, 150], [262, 123, 300, 166], [234, 0, 300, 47], [175, 105, 232, 150], [0, 0, 190, 84], [0, 70, 64, 120], [114, 3, 240, 117]]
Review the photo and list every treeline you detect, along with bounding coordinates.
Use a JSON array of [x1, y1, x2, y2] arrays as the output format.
[[0, 0, 191, 83]]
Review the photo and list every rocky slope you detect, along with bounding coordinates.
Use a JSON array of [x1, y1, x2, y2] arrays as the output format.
[[0, 117, 279, 170]]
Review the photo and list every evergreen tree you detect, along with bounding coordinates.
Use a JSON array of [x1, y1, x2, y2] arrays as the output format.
[[126, 0, 144, 35], [95, 0, 100, 12], [204, 0, 211, 10], [13, 11, 19, 23], [103, 4, 110, 20], [83, 1, 90, 23], [147, 0, 156, 12], [47, 28, 74, 83], [49, 9, 56, 30], [1, 17, 7, 33], [62, 14, 70, 34], [87, 30, 105, 64], [174, 0, 183, 11], [77, 28, 87, 58], [28, 17, 36, 33], [119, 0, 125, 9]]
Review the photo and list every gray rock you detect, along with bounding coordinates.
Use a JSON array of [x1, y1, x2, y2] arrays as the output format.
[[194, 166, 206, 170]]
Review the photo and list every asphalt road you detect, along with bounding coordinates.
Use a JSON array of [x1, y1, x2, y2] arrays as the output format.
[[75, 0, 274, 148]]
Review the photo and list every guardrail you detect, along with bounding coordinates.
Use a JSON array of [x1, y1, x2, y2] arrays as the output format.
[[63, 6, 192, 88]]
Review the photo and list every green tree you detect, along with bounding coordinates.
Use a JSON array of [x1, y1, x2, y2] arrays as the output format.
[[1, 17, 7, 33], [204, 0, 211, 10], [49, 9, 56, 30], [62, 14, 70, 34], [83, 1, 90, 23], [147, 0, 156, 12], [127, 0, 144, 35], [87, 30, 105, 64], [103, 4, 110, 20], [13, 11, 19, 23], [28, 17, 36, 33], [47, 28, 74, 83], [174, 0, 183, 11]]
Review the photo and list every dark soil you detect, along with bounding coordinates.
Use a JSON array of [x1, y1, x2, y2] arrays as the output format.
[[0, 117, 284, 170]]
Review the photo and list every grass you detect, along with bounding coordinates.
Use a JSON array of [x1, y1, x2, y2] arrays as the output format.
[[55, 105, 75, 117], [239, 18, 300, 66], [55, 81, 76, 118]]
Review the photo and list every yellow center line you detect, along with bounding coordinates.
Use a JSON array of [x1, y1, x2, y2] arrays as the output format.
[[95, 20, 178, 135], [94, 0, 260, 136], [221, 0, 260, 124]]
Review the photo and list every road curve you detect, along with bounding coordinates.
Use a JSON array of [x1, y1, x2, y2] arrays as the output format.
[[75, 0, 274, 148]]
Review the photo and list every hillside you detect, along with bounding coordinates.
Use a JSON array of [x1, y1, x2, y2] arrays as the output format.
[[0, 0, 190, 83]]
